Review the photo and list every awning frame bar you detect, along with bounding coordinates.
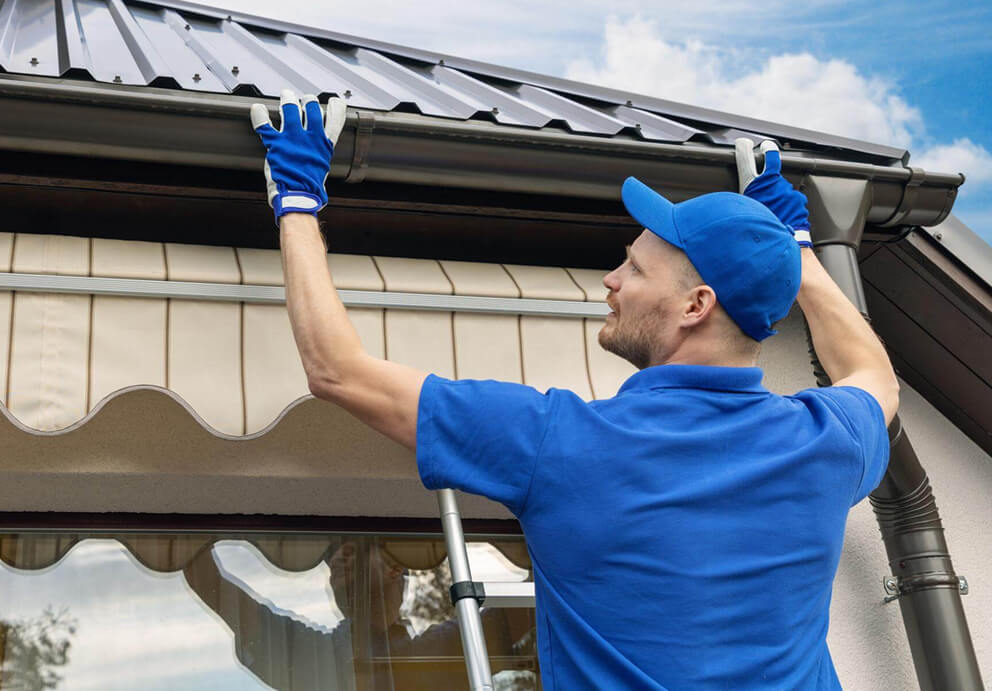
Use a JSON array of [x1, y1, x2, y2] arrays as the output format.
[[0, 271, 610, 319]]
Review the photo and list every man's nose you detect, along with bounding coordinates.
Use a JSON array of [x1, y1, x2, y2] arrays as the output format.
[[603, 267, 621, 291]]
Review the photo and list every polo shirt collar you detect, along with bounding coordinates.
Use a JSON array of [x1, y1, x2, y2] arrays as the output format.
[[618, 364, 768, 395]]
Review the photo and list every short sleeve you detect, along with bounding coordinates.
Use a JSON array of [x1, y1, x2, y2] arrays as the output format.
[[416, 375, 557, 515], [808, 385, 891, 505]]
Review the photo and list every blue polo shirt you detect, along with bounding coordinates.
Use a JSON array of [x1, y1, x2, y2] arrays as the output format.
[[416, 364, 889, 690]]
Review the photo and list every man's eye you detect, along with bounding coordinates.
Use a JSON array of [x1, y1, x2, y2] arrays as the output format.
[[629, 263, 638, 273]]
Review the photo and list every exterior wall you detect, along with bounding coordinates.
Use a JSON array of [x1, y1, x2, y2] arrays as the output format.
[[761, 306, 991, 689], [1, 251, 987, 686]]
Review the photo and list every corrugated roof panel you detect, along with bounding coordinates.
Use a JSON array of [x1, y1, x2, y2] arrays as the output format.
[[54, 0, 88, 75], [703, 127, 777, 146], [428, 66, 551, 127], [348, 48, 477, 118], [223, 22, 326, 95], [106, 0, 175, 84], [0, 0, 910, 162], [159, 9, 237, 90], [128, 5, 225, 90], [0, 0, 62, 77], [510, 84, 627, 135], [171, 13, 297, 94], [281, 35, 400, 110], [74, 0, 147, 83], [607, 105, 703, 143]]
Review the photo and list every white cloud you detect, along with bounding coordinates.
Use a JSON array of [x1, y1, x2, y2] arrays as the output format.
[[914, 138, 992, 185], [565, 16, 923, 149], [564, 15, 992, 240]]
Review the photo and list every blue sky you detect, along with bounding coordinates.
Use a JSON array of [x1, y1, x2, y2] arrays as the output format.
[[208, 0, 991, 242]]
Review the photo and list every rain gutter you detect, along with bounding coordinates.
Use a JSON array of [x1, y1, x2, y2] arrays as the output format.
[[0, 75, 964, 228]]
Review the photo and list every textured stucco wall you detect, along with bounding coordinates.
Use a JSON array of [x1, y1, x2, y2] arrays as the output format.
[[761, 307, 991, 690]]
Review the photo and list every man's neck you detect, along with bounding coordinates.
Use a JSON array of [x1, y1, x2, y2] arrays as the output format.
[[651, 342, 759, 369]]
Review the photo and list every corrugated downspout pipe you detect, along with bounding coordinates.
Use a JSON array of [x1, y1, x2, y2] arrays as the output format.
[[803, 176, 983, 690]]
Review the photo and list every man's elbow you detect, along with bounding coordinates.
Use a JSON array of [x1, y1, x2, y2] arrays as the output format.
[[882, 372, 900, 426], [308, 375, 331, 401], [307, 365, 346, 402], [306, 354, 366, 403]]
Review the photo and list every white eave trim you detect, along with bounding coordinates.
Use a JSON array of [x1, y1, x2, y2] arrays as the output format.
[[0, 272, 610, 319]]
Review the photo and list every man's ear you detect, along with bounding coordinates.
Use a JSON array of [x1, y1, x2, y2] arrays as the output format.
[[682, 284, 719, 326]]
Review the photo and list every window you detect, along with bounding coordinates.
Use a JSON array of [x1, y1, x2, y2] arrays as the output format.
[[0, 531, 539, 690]]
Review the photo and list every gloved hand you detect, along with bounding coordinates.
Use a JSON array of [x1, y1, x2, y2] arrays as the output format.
[[250, 89, 347, 223], [734, 138, 812, 248]]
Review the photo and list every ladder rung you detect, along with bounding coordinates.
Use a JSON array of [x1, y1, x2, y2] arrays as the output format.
[[478, 581, 535, 608]]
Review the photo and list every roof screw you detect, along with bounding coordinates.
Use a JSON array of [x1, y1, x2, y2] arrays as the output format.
[[934, 232, 943, 241], [635, 123, 642, 129], [343, 89, 352, 98], [438, 59, 445, 66], [184, 23, 190, 30], [491, 107, 499, 115], [959, 576, 969, 595], [883, 576, 898, 594], [192, 73, 201, 82], [113, 75, 122, 83], [226, 14, 232, 21], [231, 65, 239, 75], [625, 99, 633, 107], [29, 57, 38, 66]]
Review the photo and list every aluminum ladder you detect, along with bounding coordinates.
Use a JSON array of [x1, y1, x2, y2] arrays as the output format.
[[438, 488, 537, 691]]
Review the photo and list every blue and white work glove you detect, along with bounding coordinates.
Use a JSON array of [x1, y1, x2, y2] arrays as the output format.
[[734, 138, 812, 248], [250, 89, 347, 223]]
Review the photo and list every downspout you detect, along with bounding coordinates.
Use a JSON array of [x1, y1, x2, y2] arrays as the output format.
[[802, 175, 983, 690]]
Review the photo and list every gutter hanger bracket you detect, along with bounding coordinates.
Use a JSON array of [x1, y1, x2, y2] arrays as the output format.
[[878, 166, 925, 228], [345, 109, 374, 184]]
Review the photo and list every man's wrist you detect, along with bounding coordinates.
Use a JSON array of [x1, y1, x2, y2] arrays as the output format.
[[280, 212, 327, 249]]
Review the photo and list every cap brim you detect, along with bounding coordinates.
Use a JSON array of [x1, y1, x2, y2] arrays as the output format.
[[621, 177, 682, 248]]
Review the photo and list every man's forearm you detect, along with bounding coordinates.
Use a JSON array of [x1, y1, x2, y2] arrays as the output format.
[[796, 248, 894, 384], [279, 213, 364, 392]]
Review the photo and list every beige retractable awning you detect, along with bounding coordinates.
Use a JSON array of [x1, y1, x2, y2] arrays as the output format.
[[0, 232, 634, 518], [0, 531, 531, 572]]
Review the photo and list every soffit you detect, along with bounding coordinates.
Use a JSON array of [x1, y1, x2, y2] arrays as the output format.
[[860, 227, 992, 459]]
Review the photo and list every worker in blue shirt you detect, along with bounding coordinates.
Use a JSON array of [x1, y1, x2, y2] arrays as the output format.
[[251, 91, 897, 690]]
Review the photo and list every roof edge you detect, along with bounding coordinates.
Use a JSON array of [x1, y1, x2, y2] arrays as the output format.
[[130, 0, 908, 162]]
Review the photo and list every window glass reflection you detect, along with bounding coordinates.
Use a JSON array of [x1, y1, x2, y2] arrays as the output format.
[[0, 533, 539, 690]]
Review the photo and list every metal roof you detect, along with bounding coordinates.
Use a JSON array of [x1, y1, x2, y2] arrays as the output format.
[[0, 0, 907, 162]]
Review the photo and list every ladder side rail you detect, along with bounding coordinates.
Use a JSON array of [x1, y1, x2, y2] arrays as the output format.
[[438, 488, 495, 691]]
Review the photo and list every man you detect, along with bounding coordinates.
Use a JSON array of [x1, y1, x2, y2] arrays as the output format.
[[250, 90, 897, 690]]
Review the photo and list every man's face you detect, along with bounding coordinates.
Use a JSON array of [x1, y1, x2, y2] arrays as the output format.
[[599, 230, 692, 369]]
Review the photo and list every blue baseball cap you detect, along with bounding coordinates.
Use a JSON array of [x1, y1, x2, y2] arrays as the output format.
[[621, 177, 800, 341]]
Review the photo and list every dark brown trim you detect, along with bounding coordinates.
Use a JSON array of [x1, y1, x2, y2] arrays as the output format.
[[0, 512, 524, 536], [860, 230, 992, 458]]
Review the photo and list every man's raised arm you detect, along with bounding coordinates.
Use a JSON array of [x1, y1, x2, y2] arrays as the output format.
[[252, 90, 427, 450], [796, 247, 899, 423], [736, 138, 899, 424]]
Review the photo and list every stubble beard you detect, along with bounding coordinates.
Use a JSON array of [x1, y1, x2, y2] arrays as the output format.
[[598, 307, 667, 370]]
